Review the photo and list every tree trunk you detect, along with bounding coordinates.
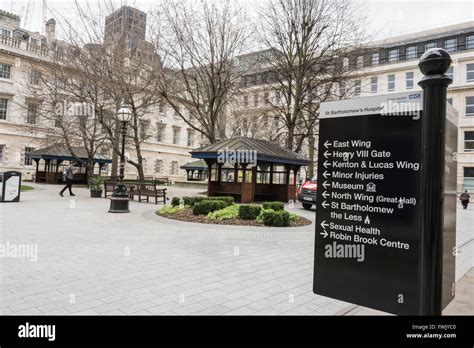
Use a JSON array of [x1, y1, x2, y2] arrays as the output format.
[[133, 125, 145, 182], [135, 144, 145, 182], [137, 163, 145, 181], [86, 159, 95, 186], [287, 125, 294, 151]]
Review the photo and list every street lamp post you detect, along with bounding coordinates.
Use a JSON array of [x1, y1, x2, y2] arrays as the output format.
[[109, 105, 132, 213]]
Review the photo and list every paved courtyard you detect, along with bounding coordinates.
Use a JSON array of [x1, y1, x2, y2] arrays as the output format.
[[0, 183, 472, 315]]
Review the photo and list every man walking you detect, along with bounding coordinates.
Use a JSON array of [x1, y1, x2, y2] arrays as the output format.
[[60, 163, 77, 197], [460, 190, 470, 210]]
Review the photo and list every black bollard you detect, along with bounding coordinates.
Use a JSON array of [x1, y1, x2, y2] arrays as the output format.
[[418, 48, 453, 315]]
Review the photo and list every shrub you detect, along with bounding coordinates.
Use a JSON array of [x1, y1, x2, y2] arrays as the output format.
[[273, 210, 290, 227], [207, 205, 239, 221], [238, 204, 262, 220], [157, 205, 184, 216], [193, 200, 227, 215], [256, 209, 270, 224], [289, 213, 299, 222], [171, 197, 181, 207], [262, 201, 285, 211], [259, 209, 290, 227]]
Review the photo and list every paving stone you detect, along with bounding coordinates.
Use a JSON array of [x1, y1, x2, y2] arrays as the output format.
[[0, 184, 472, 315]]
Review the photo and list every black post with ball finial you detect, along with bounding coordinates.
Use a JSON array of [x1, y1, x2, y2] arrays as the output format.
[[418, 48, 453, 315]]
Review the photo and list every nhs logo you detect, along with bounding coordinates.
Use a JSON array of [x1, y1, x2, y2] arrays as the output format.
[[408, 93, 422, 99]]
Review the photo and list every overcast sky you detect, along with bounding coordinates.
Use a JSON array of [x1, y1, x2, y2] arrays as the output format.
[[3, 0, 474, 40]]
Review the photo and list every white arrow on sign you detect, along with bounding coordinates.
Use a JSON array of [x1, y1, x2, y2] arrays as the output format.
[[322, 191, 330, 199], [324, 141, 332, 149], [323, 150, 331, 159], [320, 230, 328, 239], [322, 181, 330, 189], [323, 160, 330, 169], [320, 220, 329, 229], [323, 171, 330, 179], [321, 201, 329, 209]]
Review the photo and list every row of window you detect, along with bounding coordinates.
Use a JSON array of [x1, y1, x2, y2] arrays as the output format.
[[242, 91, 275, 108], [0, 99, 56, 125], [0, 61, 42, 86], [354, 35, 474, 68], [3, 94, 473, 126], [351, 72, 414, 96], [142, 122, 196, 147], [349, 65, 472, 97], [0, 62, 184, 119], [241, 71, 277, 88], [0, 145, 35, 165], [0, 27, 43, 46], [153, 159, 180, 175], [240, 36, 474, 87], [0, 97, 197, 147]]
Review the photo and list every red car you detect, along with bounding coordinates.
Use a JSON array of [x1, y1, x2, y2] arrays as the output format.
[[297, 174, 317, 210]]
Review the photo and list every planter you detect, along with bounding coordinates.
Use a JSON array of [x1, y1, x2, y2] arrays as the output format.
[[90, 190, 103, 198]]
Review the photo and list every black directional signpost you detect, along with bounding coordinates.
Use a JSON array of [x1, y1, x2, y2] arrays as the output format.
[[313, 49, 457, 315]]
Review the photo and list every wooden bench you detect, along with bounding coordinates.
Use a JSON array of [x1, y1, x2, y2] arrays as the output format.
[[130, 183, 167, 204]]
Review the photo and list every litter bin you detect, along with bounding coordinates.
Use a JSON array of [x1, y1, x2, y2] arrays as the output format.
[[0, 171, 22, 202]]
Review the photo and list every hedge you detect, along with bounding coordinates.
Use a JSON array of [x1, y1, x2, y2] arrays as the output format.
[[260, 209, 290, 227], [238, 204, 262, 220], [262, 201, 285, 211], [206, 196, 234, 206], [183, 196, 234, 207], [182, 196, 204, 207], [193, 200, 228, 215]]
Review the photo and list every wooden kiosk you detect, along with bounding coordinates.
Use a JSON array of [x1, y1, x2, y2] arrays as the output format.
[[28, 145, 111, 184], [191, 137, 311, 203]]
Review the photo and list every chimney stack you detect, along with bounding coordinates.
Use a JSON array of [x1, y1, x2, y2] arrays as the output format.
[[45, 18, 56, 44]]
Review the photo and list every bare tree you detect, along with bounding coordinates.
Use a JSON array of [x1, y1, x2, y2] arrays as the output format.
[[47, 1, 166, 181], [20, 47, 108, 182], [82, 39, 164, 181], [260, 0, 368, 174], [156, 0, 252, 144]]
